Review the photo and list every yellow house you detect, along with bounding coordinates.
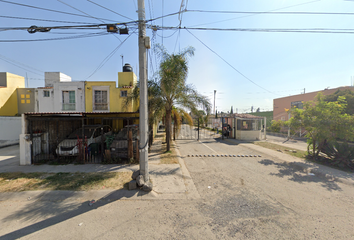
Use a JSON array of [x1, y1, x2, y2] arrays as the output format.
[[84, 66, 139, 131], [0, 72, 25, 116], [85, 70, 138, 112]]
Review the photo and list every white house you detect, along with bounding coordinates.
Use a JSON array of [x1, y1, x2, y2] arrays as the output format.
[[36, 72, 85, 112]]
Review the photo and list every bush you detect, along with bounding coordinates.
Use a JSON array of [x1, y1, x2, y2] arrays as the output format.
[[321, 141, 354, 169], [269, 120, 283, 132]]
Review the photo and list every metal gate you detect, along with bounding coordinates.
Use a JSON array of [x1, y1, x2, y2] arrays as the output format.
[[174, 117, 221, 140], [27, 113, 139, 165]]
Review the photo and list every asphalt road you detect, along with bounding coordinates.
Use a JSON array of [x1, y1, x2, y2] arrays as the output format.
[[1, 134, 354, 239]]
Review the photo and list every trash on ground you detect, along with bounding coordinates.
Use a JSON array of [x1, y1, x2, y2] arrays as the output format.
[[89, 200, 96, 206], [208, 186, 211, 189], [308, 173, 315, 176], [78, 223, 83, 226]]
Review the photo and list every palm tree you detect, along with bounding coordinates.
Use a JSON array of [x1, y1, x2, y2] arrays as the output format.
[[157, 46, 211, 151], [123, 79, 164, 148]]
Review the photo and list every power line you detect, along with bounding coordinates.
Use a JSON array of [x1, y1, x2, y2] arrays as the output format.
[[186, 10, 354, 16], [0, 0, 118, 22], [57, 0, 124, 43], [186, 29, 280, 96], [0, 55, 43, 76], [0, 32, 109, 42], [87, 0, 134, 21], [0, 15, 97, 24], [86, 30, 136, 79], [155, 29, 179, 38], [187, 0, 321, 27], [157, 26, 354, 34]]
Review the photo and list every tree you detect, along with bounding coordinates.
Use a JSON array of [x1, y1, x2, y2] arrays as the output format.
[[289, 93, 354, 159], [157, 45, 211, 151], [124, 79, 164, 148], [324, 89, 354, 115]]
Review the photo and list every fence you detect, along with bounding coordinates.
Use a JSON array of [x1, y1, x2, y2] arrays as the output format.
[[26, 114, 139, 164]]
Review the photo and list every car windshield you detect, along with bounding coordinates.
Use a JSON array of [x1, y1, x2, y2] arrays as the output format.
[[67, 127, 97, 139]]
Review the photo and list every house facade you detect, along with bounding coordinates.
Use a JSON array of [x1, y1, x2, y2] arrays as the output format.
[[85, 67, 138, 113], [273, 86, 354, 121], [36, 72, 85, 112], [0, 72, 25, 116]]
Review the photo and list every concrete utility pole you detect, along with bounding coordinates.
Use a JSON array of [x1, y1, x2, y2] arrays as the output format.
[[138, 0, 149, 182]]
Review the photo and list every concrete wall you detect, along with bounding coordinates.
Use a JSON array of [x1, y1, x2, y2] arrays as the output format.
[[17, 88, 36, 114], [85, 72, 138, 113], [36, 81, 85, 112], [36, 88, 54, 112], [0, 72, 25, 116], [273, 86, 354, 121], [0, 116, 21, 147], [236, 130, 261, 141], [44, 72, 71, 87]]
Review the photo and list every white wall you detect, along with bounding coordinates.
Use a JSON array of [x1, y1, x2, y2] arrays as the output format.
[[36, 81, 85, 112], [54, 81, 85, 112], [44, 72, 71, 87], [36, 88, 55, 112], [0, 116, 21, 147], [236, 130, 261, 141]]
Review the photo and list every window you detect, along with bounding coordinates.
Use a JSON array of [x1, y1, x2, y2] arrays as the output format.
[[94, 90, 108, 110], [291, 101, 303, 109], [62, 91, 75, 110], [43, 90, 50, 97], [120, 90, 127, 97]]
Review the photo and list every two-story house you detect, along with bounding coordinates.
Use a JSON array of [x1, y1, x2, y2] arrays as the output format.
[[36, 72, 85, 112]]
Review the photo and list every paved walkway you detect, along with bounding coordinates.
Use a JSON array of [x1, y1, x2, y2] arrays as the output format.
[[0, 133, 200, 201]]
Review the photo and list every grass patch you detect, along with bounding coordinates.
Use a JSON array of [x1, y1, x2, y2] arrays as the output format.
[[254, 141, 354, 172], [0, 172, 132, 192], [160, 142, 179, 164], [254, 141, 307, 159]]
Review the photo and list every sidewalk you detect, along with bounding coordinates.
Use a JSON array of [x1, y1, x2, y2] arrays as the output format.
[[0, 135, 200, 202], [224, 138, 354, 187]]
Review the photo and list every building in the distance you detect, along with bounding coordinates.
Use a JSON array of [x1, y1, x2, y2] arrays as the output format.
[[273, 86, 354, 121]]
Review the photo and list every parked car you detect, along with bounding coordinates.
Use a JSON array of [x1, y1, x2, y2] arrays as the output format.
[[56, 125, 112, 156]]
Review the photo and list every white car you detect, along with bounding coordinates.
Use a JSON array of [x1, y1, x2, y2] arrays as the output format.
[[56, 125, 112, 156]]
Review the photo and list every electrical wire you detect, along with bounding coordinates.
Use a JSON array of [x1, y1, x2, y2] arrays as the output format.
[[0, 55, 43, 76], [85, 30, 136, 79], [186, 29, 280, 96], [155, 29, 179, 38], [0, 0, 118, 22], [157, 26, 354, 34], [0, 32, 109, 42], [187, 0, 321, 27], [87, 0, 134, 21], [0, 15, 98, 24], [187, 10, 354, 16], [58, 0, 124, 43]]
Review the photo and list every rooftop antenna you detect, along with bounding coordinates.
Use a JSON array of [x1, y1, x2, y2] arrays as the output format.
[[26, 72, 28, 88], [120, 55, 124, 71]]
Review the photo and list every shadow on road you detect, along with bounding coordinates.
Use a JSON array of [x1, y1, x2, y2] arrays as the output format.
[[258, 159, 342, 191], [0, 189, 147, 239]]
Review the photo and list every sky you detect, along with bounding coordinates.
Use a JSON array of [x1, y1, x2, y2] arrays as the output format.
[[1, 0, 354, 113]]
